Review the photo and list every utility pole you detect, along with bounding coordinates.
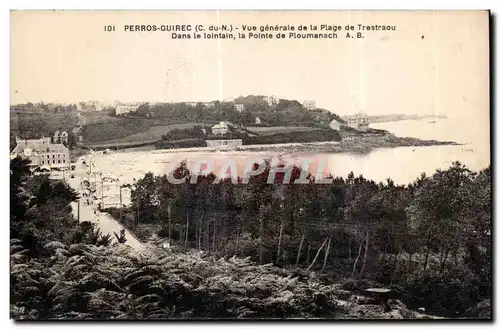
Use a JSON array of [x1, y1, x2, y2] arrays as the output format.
[[119, 185, 123, 221], [168, 203, 172, 240], [101, 177, 105, 209], [77, 199, 80, 221], [136, 198, 140, 228], [276, 217, 284, 265], [259, 205, 264, 265]]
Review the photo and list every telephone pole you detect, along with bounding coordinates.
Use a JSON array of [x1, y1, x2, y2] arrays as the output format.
[[259, 205, 264, 265], [136, 199, 140, 227], [119, 185, 123, 221], [101, 176, 105, 209]]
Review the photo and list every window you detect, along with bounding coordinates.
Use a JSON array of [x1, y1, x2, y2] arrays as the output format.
[[41, 161, 44, 164], [52, 155, 55, 158], [63, 160, 66, 163], [58, 160, 61, 164]]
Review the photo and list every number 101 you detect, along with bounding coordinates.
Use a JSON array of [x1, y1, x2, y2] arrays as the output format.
[[104, 25, 116, 32]]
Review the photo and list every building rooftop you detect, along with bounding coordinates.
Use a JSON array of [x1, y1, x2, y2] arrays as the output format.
[[12, 139, 69, 155], [212, 122, 228, 129]]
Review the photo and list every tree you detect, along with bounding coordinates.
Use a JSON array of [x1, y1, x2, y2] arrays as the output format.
[[406, 161, 474, 271], [131, 172, 158, 223], [458, 166, 491, 278], [10, 157, 32, 187], [10, 157, 33, 221]]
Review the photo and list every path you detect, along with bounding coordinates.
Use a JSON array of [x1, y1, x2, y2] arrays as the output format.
[[67, 154, 145, 250], [70, 200, 144, 250]]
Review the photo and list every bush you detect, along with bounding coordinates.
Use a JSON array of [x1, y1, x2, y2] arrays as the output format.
[[154, 138, 206, 149], [215, 234, 260, 260], [102, 207, 152, 242], [9, 240, 346, 319], [402, 269, 491, 318]]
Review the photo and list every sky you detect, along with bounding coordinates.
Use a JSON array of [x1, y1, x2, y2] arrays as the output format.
[[10, 11, 489, 118]]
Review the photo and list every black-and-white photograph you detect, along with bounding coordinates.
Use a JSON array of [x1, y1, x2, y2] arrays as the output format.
[[9, 10, 491, 320]]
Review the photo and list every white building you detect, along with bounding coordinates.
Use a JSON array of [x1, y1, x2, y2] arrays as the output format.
[[211, 121, 229, 136], [115, 104, 140, 115], [186, 102, 198, 107], [60, 131, 69, 144], [303, 100, 316, 110], [53, 130, 60, 143], [265, 95, 279, 107], [11, 136, 70, 170], [346, 112, 370, 131], [53, 130, 68, 143], [255, 117, 262, 125], [206, 139, 243, 150], [329, 119, 341, 131], [235, 103, 245, 113]]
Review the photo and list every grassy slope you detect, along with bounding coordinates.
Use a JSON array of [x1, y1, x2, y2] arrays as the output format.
[[10, 112, 79, 135], [246, 126, 323, 136], [86, 123, 328, 148], [10, 112, 80, 149], [84, 122, 203, 147]]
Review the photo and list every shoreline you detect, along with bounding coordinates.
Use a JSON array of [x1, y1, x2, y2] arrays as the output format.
[[99, 135, 460, 155]]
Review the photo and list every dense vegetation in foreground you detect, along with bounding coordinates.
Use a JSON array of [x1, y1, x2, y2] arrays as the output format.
[[10, 157, 428, 320], [11, 239, 447, 320], [114, 161, 491, 319], [10, 157, 491, 319]]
